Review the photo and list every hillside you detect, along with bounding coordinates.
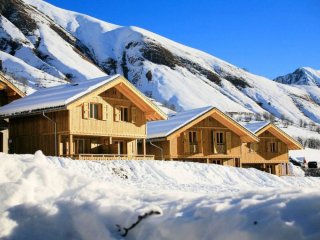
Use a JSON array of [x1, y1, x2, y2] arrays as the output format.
[[1, 0, 320, 124], [1, 151, 320, 239]]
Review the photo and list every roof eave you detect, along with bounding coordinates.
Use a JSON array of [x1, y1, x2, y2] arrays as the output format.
[[256, 123, 303, 150], [0, 105, 67, 119]]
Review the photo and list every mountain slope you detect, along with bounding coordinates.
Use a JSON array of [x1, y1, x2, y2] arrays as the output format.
[[1, 0, 320, 124], [274, 67, 320, 87], [0, 0, 106, 84]]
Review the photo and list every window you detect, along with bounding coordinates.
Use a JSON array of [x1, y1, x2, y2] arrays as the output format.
[[216, 132, 224, 144], [268, 142, 278, 153], [188, 131, 197, 144], [120, 107, 129, 122], [188, 131, 198, 154], [89, 103, 101, 119]]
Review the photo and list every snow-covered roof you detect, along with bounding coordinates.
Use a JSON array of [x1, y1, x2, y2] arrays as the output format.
[[147, 106, 214, 139], [0, 75, 120, 117], [243, 121, 270, 133], [243, 121, 303, 150], [0, 73, 26, 97]]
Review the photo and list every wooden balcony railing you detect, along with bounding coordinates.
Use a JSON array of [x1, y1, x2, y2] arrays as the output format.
[[71, 154, 155, 161], [189, 143, 199, 154], [216, 144, 226, 154]]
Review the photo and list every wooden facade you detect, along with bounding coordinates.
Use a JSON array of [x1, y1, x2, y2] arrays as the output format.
[[147, 108, 258, 167], [147, 108, 303, 176], [241, 123, 302, 175], [0, 73, 303, 176], [0, 74, 25, 153], [3, 75, 165, 159]]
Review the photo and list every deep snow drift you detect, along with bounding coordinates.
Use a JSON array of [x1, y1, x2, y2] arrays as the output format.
[[1, 152, 320, 240]]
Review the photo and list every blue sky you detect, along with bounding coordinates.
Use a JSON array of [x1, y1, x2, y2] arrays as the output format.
[[44, 0, 320, 79]]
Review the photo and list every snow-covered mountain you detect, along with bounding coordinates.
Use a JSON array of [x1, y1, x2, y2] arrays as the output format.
[[274, 67, 320, 87], [1, 0, 320, 124]]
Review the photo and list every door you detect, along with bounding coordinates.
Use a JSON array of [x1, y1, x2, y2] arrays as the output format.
[[114, 141, 125, 155]]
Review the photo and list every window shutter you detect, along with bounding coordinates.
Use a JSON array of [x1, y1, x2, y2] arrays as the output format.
[[253, 142, 259, 152], [114, 106, 120, 122], [197, 130, 202, 154], [131, 106, 137, 123], [83, 102, 89, 119], [278, 142, 281, 153], [213, 131, 217, 154], [184, 132, 189, 154], [266, 142, 271, 153], [102, 104, 107, 121], [226, 132, 232, 154], [248, 143, 252, 152]]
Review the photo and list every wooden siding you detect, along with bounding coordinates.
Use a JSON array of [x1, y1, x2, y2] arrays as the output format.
[[9, 111, 69, 155], [147, 116, 242, 160], [69, 87, 146, 138], [8, 87, 149, 157], [241, 130, 289, 164]]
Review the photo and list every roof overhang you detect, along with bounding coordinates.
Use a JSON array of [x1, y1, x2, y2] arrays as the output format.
[[255, 123, 303, 150], [0, 75, 167, 120], [67, 75, 167, 121], [166, 107, 258, 142], [0, 73, 25, 98], [0, 106, 67, 119]]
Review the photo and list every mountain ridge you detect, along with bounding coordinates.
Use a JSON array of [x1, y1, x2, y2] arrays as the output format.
[[274, 67, 320, 87], [1, 0, 320, 124]]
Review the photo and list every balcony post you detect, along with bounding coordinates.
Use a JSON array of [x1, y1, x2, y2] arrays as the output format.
[[143, 138, 146, 157], [69, 134, 74, 156]]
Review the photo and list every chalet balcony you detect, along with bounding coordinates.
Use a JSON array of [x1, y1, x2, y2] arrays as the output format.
[[71, 154, 155, 161], [215, 144, 226, 154], [189, 143, 199, 154]]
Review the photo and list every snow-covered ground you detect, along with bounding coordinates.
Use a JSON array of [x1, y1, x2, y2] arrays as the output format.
[[1, 151, 320, 240], [290, 148, 320, 164]]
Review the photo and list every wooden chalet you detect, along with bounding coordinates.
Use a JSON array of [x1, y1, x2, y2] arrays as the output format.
[[0, 73, 25, 153], [0, 74, 166, 160], [146, 106, 259, 166], [242, 122, 303, 176]]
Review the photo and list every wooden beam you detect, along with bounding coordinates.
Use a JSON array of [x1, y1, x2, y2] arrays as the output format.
[[58, 134, 62, 156], [143, 138, 146, 156], [69, 134, 74, 156]]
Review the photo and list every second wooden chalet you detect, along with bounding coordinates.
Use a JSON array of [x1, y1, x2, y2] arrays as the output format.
[[146, 106, 258, 166], [0, 75, 166, 159], [242, 122, 303, 175]]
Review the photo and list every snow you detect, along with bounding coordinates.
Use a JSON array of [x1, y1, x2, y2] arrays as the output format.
[[281, 125, 320, 142], [0, 75, 118, 117], [274, 67, 320, 87], [289, 148, 320, 164], [1, 152, 320, 239], [147, 106, 213, 139], [243, 121, 269, 133], [0, 51, 66, 94], [0, 0, 318, 125]]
